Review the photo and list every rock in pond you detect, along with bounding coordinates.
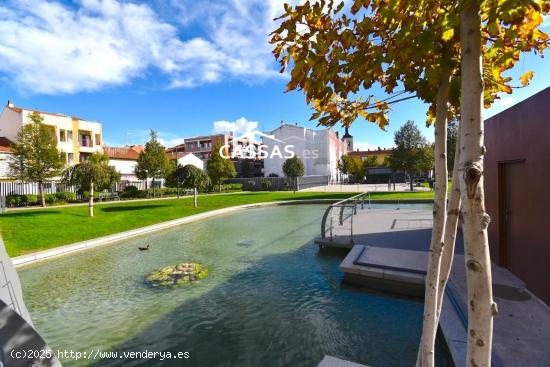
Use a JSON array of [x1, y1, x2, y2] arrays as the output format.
[[146, 263, 208, 287]]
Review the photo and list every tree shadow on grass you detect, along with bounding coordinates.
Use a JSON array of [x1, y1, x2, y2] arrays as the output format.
[[0, 210, 61, 218], [101, 205, 167, 213]]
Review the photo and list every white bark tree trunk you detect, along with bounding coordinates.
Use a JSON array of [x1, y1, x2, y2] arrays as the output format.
[[89, 182, 94, 217], [460, 3, 496, 366], [194, 187, 198, 208], [418, 68, 451, 367], [436, 131, 462, 322]]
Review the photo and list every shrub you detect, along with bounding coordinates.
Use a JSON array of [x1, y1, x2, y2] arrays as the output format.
[[22, 194, 39, 205], [268, 173, 279, 177], [261, 180, 272, 191], [120, 185, 146, 198], [6, 195, 22, 207], [161, 187, 179, 196], [55, 192, 76, 202], [222, 183, 243, 191], [6, 194, 43, 207], [44, 193, 58, 204], [246, 181, 256, 191], [81, 191, 100, 200]]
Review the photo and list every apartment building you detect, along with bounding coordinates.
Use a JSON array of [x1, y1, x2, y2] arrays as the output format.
[[262, 123, 347, 181], [168, 134, 263, 177], [169, 134, 229, 161], [347, 147, 395, 166], [0, 100, 103, 165]]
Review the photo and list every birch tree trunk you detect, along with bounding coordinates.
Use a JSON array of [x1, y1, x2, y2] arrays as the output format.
[[436, 131, 462, 322], [460, 3, 496, 366], [39, 181, 46, 207], [89, 182, 94, 217], [418, 67, 451, 367]]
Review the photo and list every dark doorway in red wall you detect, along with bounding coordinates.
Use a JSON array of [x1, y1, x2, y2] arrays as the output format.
[[498, 160, 527, 276]]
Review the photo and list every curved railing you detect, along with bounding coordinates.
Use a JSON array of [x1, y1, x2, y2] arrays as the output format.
[[320, 192, 371, 243]]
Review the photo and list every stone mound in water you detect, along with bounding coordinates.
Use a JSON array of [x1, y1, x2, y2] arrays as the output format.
[[146, 263, 208, 287]]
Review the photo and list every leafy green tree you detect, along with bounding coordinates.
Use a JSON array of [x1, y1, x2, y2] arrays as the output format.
[[62, 152, 120, 217], [207, 142, 236, 191], [388, 121, 433, 192], [8, 112, 65, 207], [282, 156, 304, 192], [338, 155, 354, 181], [170, 165, 208, 207], [447, 119, 458, 174], [362, 156, 379, 168], [135, 130, 170, 197]]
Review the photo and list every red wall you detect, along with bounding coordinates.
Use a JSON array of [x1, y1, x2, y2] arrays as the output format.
[[484, 87, 550, 304]]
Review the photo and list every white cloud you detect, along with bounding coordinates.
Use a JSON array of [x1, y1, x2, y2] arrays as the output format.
[[353, 141, 375, 151], [213, 117, 258, 137], [0, 0, 294, 94], [125, 129, 185, 147]]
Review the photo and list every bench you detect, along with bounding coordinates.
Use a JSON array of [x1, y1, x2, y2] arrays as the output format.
[[98, 192, 120, 202]]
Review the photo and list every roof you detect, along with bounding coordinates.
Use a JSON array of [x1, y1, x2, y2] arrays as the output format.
[[104, 145, 143, 160], [0, 137, 14, 153], [348, 148, 395, 156], [4, 100, 91, 121], [184, 134, 225, 142], [166, 151, 186, 159]]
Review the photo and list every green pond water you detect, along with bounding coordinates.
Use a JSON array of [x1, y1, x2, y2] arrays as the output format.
[[19, 204, 426, 367]]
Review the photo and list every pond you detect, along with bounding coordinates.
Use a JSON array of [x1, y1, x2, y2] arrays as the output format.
[[19, 204, 425, 367]]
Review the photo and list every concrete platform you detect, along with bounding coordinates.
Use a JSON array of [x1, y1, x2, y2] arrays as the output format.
[[340, 245, 427, 297], [316, 207, 462, 253], [317, 356, 369, 367]]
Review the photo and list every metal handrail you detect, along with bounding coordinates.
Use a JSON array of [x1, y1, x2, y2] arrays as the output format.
[[320, 192, 369, 240]]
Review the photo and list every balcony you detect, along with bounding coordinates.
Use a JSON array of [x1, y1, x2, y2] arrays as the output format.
[[78, 132, 93, 147]]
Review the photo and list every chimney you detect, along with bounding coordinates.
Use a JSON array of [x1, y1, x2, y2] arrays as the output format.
[[6, 100, 14, 108]]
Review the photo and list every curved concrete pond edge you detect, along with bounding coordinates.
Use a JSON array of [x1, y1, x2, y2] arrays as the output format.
[[12, 199, 340, 268]]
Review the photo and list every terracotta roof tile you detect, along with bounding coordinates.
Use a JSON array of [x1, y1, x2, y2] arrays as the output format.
[[0, 137, 15, 153], [104, 146, 143, 160]]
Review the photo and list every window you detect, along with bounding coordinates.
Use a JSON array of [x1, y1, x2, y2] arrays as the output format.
[[95, 134, 101, 145], [67, 153, 74, 165], [67, 130, 73, 143], [60, 129, 66, 142], [80, 134, 92, 147]]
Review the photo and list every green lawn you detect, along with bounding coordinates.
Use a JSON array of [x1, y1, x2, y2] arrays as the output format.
[[0, 191, 434, 257]]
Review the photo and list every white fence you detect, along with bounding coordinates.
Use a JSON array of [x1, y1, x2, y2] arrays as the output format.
[[0, 180, 78, 197], [225, 175, 330, 191]]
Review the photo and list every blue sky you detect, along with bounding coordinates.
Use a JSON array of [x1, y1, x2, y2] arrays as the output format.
[[0, 0, 549, 149]]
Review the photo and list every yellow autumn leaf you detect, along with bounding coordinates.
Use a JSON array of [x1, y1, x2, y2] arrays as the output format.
[[519, 71, 534, 86], [442, 28, 454, 41]]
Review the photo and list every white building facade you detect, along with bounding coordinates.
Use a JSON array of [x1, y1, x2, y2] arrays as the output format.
[[104, 146, 143, 181], [262, 123, 347, 182], [0, 101, 103, 166], [177, 153, 204, 170]]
